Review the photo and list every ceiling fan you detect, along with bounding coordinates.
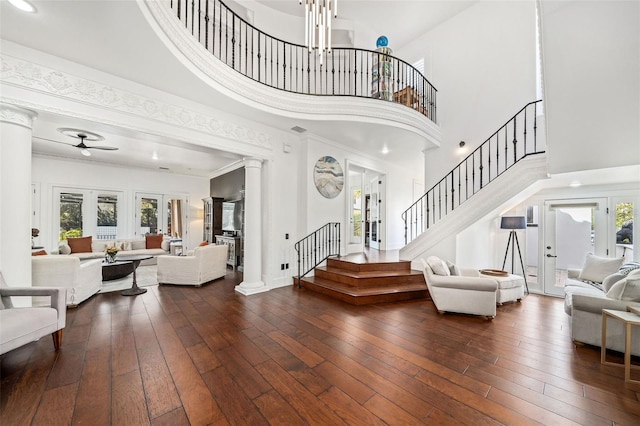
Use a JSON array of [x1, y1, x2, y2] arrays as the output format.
[[57, 128, 118, 157]]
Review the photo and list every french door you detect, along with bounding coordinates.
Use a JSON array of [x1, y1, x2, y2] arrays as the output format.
[[543, 198, 607, 296], [136, 193, 187, 238]]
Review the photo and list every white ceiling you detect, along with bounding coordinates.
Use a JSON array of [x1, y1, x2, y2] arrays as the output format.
[[0, 0, 473, 176]]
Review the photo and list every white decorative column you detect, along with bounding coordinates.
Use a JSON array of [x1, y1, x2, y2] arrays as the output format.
[[235, 158, 268, 295], [0, 104, 37, 294]]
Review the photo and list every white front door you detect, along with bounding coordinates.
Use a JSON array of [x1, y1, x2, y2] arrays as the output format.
[[543, 198, 607, 297]]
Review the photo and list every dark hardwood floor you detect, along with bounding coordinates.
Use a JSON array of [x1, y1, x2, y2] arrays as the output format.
[[2, 271, 640, 425]]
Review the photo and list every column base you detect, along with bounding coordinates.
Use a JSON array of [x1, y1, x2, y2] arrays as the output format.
[[235, 281, 269, 296]]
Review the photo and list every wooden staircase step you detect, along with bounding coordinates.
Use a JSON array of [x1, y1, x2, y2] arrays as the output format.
[[327, 257, 412, 273], [315, 266, 425, 287], [298, 276, 430, 305]]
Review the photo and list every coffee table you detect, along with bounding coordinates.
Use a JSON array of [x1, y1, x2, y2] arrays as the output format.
[[102, 255, 152, 296]]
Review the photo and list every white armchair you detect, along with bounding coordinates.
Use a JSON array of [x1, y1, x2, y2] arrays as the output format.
[[157, 243, 228, 286], [32, 255, 102, 307], [422, 257, 498, 319], [0, 273, 67, 355]]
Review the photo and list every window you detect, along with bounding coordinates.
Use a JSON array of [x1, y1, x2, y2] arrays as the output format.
[[139, 197, 159, 235], [59, 192, 84, 240], [615, 201, 634, 261], [97, 194, 118, 240]]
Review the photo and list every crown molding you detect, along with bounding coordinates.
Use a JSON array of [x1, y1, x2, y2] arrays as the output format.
[[0, 53, 272, 152]]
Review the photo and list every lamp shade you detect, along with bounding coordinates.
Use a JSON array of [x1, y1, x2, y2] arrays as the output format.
[[500, 216, 526, 230]]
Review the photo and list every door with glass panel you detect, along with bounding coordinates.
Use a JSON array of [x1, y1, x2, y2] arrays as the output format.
[[136, 193, 162, 236], [543, 199, 607, 297], [613, 196, 637, 263]]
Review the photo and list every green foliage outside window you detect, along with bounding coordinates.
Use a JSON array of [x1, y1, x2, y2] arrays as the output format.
[[616, 202, 633, 229]]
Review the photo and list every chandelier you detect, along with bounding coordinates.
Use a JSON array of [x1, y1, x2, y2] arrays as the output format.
[[300, 0, 337, 64]]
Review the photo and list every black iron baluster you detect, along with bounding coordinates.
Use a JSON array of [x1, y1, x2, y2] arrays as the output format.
[[487, 138, 492, 181], [479, 147, 484, 189], [472, 154, 476, 195], [451, 171, 455, 211], [465, 159, 469, 201], [512, 116, 518, 163], [534, 102, 538, 152], [523, 107, 528, 155], [504, 126, 508, 171], [444, 177, 448, 215], [458, 166, 461, 207], [204, 0, 209, 50]]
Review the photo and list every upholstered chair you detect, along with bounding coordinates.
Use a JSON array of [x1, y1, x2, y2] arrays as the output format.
[[422, 257, 498, 319], [157, 243, 228, 286], [0, 272, 67, 355]]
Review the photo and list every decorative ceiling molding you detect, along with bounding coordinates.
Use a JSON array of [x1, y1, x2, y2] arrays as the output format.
[[0, 54, 272, 151], [0, 103, 37, 129], [140, 0, 441, 148]]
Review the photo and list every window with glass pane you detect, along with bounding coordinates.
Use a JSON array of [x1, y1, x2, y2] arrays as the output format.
[[140, 197, 158, 234], [59, 192, 83, 240], [616, 202, 634, 261], [97, 194, 118, 240]]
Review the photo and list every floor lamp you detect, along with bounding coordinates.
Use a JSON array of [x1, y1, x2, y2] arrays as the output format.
[[500, 216, 529, 294]]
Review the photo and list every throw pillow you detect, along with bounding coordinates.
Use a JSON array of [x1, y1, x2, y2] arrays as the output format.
[[31, 249, 47, 256], [446, 260, 461, 276], [92, 241, 108, 253], [58, 244, 71, 255], [620, 262, 640, 276], [606, 277, 640, 302], [602, 273, 626, 293], [199, 241, 209, 247], [130, 239, 146, 250], [145, 234, 164, 249], [161, 239, 170, 251], [67, 236, 92, 253], [578, 254, 624, 283], [427, 256, 450, 276]]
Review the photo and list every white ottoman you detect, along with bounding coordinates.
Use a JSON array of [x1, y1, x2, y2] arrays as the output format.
[[480, 273, 525, 304]]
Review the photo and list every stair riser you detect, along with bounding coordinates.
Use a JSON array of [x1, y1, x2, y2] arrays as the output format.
[[327, 258, 411, 273], [315, 269, 425, 287], [299, 280, 429, 305]]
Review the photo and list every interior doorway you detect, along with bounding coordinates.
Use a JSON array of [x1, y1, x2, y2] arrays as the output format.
[[345, 162, 387, 254]]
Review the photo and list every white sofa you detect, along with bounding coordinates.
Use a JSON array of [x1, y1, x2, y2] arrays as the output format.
[[564, 255, 640, 355], [57, 236, 170, 265], [157, 244, 228, 286], [0, 272, 67, 355], [422, 257, 498, 318], [32, 255, 102, 307]]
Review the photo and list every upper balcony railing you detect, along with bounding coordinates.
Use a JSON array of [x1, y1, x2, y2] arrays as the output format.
[[168, 0, 437, 123]]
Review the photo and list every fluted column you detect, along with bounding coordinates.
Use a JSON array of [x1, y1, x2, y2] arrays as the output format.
[[0, 104, 37, 297], [235, 158, 268, 295]]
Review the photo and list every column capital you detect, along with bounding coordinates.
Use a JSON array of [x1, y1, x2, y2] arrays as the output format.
[[243, 157, 263, 169], [0, 103, 37, 130]]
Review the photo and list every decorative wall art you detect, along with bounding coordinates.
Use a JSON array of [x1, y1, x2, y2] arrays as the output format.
[[313, 156, 344, 199]]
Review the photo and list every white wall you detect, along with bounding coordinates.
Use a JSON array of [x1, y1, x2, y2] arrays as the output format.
[[298, 134, 417, 254], [396, 1, 537, 189], [31, 156, 209, 252], [541, 0, 640, 174]]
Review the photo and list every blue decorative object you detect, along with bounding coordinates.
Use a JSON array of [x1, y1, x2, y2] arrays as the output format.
[[376, 35, 388, 48]]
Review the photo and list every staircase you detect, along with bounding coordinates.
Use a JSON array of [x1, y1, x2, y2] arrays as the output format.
[[296, 252, 429, 305]]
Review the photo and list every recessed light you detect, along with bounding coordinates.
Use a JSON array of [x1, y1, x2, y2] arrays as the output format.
[[381, 145, 389, 154], [152, 152, 158, 160], [569, 181, 582, 188], [7, 0, 36, 13]]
